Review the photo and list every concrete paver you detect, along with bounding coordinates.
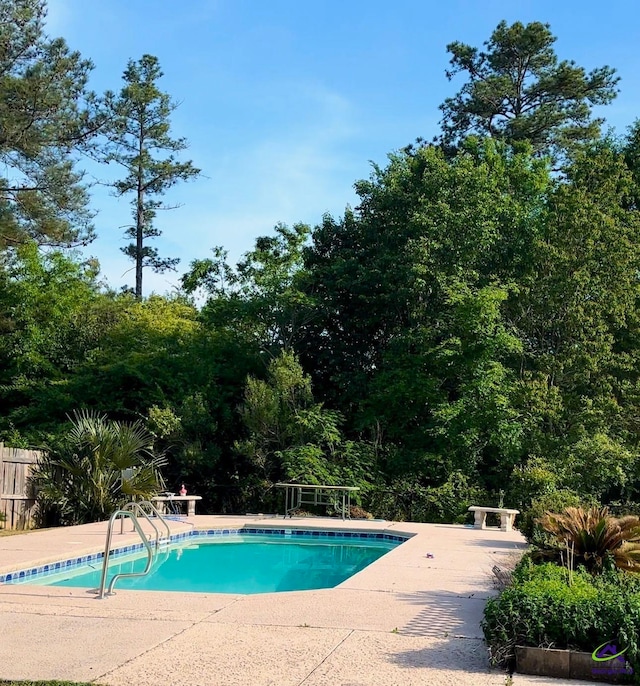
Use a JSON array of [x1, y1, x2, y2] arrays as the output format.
[[0, 612, 192, 682], [104, 624, 352, 686], [300, 632, 501, 686], [0, 516, 594, 685]]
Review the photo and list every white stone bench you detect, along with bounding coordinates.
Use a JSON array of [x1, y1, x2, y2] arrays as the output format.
[[468, 506, 519, 532]]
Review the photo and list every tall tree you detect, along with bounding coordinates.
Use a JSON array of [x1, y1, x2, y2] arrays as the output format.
[[439, 21, 619, 159], [182, 222, 314, 353], [103, 55, 200, 298], [300, 140, 549, 486], [507, 143, 640, 499], [0, 242, 113, 435], [235, 351, 342, 486], [623, 119, 640, 210], [0, 0, 99, 248]]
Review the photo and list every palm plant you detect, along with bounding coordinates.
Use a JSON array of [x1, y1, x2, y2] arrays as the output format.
[[33, 410, 166, 525], [538, 506, 640, 574]]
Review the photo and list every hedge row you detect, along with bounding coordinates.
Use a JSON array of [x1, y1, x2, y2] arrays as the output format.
[[482, 561, 640, 679]]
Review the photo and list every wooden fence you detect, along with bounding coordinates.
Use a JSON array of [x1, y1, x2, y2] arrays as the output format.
[[0, 444, 42, 529]]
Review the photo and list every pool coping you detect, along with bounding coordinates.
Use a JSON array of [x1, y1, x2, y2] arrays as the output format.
[[0, 516, 534, 686], [0, 524, 412, 585]]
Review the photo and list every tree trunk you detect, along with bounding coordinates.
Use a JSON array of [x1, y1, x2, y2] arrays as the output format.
[[135, 185, 144, 298], [135, 123, 144, 299]]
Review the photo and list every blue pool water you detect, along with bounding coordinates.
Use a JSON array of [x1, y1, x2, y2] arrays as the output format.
[[18, 533, 401, 594]]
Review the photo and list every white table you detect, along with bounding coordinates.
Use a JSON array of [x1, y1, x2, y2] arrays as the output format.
[[152, 495, 202, 516], [275, 483, 359, 520]]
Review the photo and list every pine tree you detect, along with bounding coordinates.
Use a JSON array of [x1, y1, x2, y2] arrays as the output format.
[[0, 0, 100, 249], [103, 55, 200, 298], [439, 21, 619, 159]]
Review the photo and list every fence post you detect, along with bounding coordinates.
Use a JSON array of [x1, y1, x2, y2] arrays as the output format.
[[0, 442, 4, 527], [0, 444, 41, 529]]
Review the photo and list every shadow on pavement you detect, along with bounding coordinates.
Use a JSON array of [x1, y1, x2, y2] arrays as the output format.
[[397, 588, 488, 639]]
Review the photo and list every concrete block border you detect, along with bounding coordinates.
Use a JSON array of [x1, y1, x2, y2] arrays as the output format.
[[516, 646, 634, 684]]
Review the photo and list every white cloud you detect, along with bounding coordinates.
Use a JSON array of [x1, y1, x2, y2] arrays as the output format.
[[43, 0, 73, 35]]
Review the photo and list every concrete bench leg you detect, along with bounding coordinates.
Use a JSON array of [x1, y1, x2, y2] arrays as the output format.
[[500, 513, 513, 532], [474, 510, 487, 529], [187, 500, 196, 516]]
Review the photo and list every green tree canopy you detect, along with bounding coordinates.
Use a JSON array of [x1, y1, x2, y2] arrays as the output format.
[[0, 243, 112, 434], [235, 351, 377, 507], [183, 223, 314, 354], [439, 21, 619, 159], [301, 136, 640, 501], [0, 0, 100, 248]]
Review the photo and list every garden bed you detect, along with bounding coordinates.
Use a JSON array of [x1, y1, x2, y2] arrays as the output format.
[[483, 562, 640, 683]]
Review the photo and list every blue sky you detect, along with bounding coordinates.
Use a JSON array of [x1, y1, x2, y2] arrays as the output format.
[[46, 0, 640, 296]]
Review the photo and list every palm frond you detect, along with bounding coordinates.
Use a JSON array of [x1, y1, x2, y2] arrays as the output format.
[[538, 506, 640, 574], [33, 410, 166, 524]]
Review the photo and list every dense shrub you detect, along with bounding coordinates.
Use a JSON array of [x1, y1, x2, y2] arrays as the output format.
[[32, 410, 166, 525], [349, 505, 373, 519], [539, 506, 640, 573], [365, 471, 485, 523], [506, 456, 559, 511], [517, 489, 591, 545], [482, 562, 640, 677]]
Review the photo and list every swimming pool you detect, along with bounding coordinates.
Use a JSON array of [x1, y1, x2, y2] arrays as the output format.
[[3, 528, 407, 594]]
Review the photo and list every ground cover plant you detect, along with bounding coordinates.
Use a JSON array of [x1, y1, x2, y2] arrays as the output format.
[[483, 561, 640, 679], [483, 506, 640, 681]]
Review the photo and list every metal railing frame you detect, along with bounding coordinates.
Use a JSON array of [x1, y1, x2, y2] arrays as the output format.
[[97, 510, 154, 599]]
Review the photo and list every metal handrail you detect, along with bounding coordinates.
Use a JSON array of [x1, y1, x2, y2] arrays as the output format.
[[121, 502, 161, 549], [121, 501, 171, 549], [97, 510, 154, 599], [132, 500, 172, 542]]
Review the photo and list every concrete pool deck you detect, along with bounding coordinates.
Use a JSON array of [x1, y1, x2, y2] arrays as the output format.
[[0, 515, 593, 685]]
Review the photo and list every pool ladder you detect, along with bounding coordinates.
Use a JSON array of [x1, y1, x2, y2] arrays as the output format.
[[96, 500, 171, 599]]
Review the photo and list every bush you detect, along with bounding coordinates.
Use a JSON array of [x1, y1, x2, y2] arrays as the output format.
[[539, 506, 640, 574], [366, 471, 485, 523], [482, 562, 640, 677], [507, 456, 558, 511], [562, 434, 636, 503], [349, 505, 373, 519], [421, 471, 485, 523], [518, 489, 591, 545], [32, 410, 166, 525]]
